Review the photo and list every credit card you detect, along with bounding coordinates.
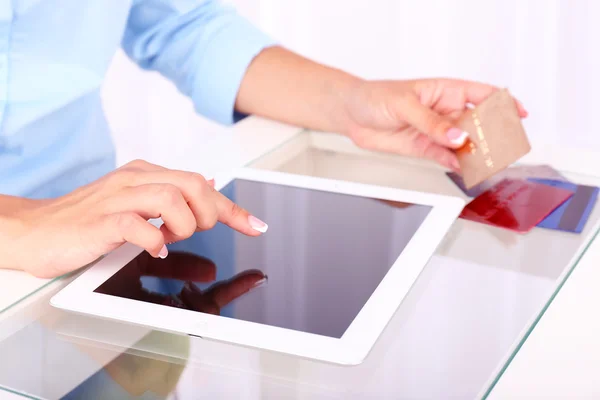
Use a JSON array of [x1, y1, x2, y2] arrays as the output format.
[[455, 89, 531, 189], [527, 178, 599, 233], [459, 178, 574, 233], [447, 164, 568, 197]]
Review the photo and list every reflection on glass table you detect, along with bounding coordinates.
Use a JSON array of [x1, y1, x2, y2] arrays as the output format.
[[95, 251, 267, 316], [1, 130, 600, 399], [250, 131, 600, 398]]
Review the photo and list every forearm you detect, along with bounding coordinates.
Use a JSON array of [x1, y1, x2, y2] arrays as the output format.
[[235, 46, 363, 135]]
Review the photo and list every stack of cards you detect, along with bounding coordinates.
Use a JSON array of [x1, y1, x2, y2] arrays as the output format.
[[448, 166, 598, 234], [446, 90, 598, 234], [458, 178, 574, 233], [447, 165, 568, 198], [527, 179, 599, 234]]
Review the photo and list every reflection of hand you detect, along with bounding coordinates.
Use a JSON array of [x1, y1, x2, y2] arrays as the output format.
[[104, 349, 187, 397], [101, 332, 190, 397], [96, 251, 266, 315], [377, 199, 412, 209]]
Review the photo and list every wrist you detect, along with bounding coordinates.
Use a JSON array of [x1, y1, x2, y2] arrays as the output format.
[[0, 196, 46, 274], [327, 71, 365, 136], [0, 213, 27, 272]]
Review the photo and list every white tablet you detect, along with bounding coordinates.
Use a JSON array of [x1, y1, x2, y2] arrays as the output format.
[[51, 168, 464, 365]]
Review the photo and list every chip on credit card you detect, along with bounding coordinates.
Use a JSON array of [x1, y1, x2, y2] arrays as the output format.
[[455, 89, 531, 189], [459, 178, 574, 233], [447, 164, 568, 197], [527, 178, 599, 233]]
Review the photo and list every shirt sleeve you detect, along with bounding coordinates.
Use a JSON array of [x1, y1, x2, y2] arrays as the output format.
[[122, 0, 277, 125]]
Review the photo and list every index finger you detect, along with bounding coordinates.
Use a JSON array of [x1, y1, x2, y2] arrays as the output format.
[[212, 188, 268, 236]]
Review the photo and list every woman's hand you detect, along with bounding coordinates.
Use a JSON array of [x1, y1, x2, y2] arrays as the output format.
[[2, 160, 268, 279], [236, 47, 527, 171], [341, 79, 528, 171]]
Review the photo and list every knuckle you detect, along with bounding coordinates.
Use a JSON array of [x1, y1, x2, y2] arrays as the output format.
[[181, 217, 197, 237], [183, 226, 197, 239], [229, 202, 246, 220], [156, 184, 181, 207], [149, 227, 163, 244], [350, 133, 370, 149], [113, 212, 137, 232], [197, 207, 218, 231], [198, 216, 217, 231], [146, 229, 164, 251], [126, 159, 149, 169], [187, 172, 208, 194]]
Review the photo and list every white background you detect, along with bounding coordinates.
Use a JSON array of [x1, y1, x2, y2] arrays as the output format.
[[102, 0, 600, 166]]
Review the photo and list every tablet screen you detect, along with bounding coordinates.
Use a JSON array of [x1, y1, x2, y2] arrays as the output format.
[[95, 179, 431, 338]]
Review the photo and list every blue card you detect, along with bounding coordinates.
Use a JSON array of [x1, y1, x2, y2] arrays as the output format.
[[527, 178, 598, 233]]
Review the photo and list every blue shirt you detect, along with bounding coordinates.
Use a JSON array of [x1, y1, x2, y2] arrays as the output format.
[[0, 0, 275, 198]]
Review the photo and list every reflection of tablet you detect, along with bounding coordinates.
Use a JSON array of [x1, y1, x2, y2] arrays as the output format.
[[51, 168, 464, 365]]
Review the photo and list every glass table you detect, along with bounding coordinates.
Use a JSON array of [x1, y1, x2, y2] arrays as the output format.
[[1, 131, 599, 399]]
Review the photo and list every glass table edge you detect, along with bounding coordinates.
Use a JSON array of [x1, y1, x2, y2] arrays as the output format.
[[3, 129, 599, 399], [0, 275, 62, 315], [0, 384, 41, 400], [481, 224, 600, 399]]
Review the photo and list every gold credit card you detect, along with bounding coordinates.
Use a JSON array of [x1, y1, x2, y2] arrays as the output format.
[[455, 89, 531, 189]]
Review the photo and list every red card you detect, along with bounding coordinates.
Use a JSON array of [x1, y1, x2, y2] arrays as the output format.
[[459, 179, 574, 233]]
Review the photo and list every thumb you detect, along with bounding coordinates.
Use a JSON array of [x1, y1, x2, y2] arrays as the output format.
[[395, 95, 469, 149]]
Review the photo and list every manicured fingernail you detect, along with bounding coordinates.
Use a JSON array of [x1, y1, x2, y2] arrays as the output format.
[[253, 276, 268, 288], [158, 245, 168, 259], [446, 128, 468, 146], [248, 215, 268, 233], [515, 100, 528, 116], [207, 179, 215, 187]]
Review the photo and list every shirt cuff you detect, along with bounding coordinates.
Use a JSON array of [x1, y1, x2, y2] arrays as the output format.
[[190, 16, 277, 125]]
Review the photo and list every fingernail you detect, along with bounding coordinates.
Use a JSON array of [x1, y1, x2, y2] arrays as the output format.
[[184, 281, 200, 293], [253, 276, 268, 288], [206, 178, 215, 187], [446, 128, 468, 146], [158, 245, 168, 259], [248, 215, 268, 233]]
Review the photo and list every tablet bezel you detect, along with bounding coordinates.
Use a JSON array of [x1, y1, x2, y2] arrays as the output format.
[[50, 168, 464, 365]]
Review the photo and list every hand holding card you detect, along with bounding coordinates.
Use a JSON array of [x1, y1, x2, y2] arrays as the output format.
[[456, 89, 531, 189]]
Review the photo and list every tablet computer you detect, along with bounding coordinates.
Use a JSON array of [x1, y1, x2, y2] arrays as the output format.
[[51, 168, 464, 365]]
